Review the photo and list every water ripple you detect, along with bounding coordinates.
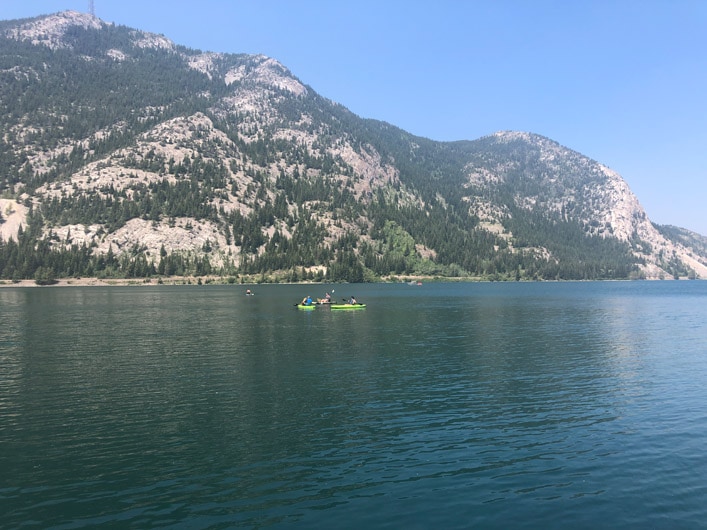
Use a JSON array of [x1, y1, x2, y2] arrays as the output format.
[[2, 283, 707, 528]]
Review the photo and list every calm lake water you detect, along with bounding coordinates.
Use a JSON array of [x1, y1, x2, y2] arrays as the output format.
[[1, 281, 706, 529]]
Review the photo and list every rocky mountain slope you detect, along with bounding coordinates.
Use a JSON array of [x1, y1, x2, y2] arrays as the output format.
[[1, 11, 705, 281]]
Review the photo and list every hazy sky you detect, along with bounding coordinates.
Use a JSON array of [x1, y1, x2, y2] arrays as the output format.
[[2, 1, 706, 235]]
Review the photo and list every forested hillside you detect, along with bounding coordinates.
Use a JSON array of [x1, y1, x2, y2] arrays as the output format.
[[1, 11, 706, 283]]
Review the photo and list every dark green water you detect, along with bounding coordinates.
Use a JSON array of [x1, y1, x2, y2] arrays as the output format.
[[1, 281, 706, 529]]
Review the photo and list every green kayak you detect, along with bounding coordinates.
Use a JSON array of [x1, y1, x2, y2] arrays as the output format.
[[296, 304, 316, 310], [330, 303, 366, 310]]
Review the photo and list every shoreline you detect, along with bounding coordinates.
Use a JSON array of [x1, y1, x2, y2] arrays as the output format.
[[0, 276, 236, 288], [0, 275, 699, 288], [0, 274, 443, 288]]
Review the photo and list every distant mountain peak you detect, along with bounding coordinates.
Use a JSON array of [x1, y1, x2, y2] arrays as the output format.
[[127, 28, 175, 52], [226, 55, 307, 95], [492, 130, 536, 141], [3, 10, 103, 49], [3, 10, 178, 54]]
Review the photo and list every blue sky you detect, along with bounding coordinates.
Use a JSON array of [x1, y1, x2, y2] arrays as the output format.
[[3, 1, 706, 235]]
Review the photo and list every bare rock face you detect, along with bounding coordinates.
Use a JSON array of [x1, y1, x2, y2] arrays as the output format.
[[0, 199, 28, 242], [4, 11, 103, 49]]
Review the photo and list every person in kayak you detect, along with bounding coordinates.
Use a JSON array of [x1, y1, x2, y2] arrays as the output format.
[[348, 296, 357, 305], [301, 295, 313, 306], [323, 292, 332, 303]]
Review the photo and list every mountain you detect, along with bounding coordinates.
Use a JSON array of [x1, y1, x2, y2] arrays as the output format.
[[1, 11, 705, 282]]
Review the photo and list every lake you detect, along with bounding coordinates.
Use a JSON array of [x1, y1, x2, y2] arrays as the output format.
[[1, 281, 706, 529]]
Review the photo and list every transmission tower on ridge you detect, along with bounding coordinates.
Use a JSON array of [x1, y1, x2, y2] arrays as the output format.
[[88, 1, 95, 16]]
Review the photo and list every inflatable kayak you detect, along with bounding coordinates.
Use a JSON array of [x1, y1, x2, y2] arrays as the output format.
[[330, 304, 366, 310]]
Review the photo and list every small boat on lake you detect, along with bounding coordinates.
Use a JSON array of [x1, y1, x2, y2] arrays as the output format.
[[330, 303, 366, 310]]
